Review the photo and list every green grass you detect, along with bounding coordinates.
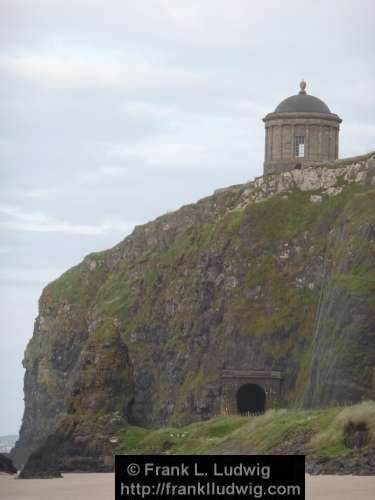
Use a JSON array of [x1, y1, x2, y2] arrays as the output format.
[[334, 273, 375, 295], [116, 401, 375, 458], [116, 416, 249, 454]]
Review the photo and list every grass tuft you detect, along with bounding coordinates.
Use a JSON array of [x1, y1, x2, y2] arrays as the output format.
[[310, 400, 375, 456]]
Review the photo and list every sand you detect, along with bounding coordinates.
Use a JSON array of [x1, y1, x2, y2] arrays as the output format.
[[0, 473, 374, 499], [0, 473, 114, 500]]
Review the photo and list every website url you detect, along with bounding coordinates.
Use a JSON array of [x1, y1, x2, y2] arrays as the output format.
[[121, 481, 301, 498]]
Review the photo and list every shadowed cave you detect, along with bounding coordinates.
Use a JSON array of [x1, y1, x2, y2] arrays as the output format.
[[236, 383, 266, 414]]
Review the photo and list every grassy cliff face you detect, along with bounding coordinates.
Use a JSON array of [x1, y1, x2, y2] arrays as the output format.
[[12, 153, 375, 467]]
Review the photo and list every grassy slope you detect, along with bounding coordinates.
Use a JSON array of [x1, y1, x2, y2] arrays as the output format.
[[116, 401, 375, 458]]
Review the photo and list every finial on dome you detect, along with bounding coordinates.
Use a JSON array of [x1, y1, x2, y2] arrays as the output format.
[[299, 79, 307, 94]]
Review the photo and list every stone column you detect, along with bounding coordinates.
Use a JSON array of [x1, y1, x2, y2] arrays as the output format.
[[305, 124, 309, 160], [291, 124, 295, 159], [318, 125, 323, 159], [331, 127, 336, 159], [280, 125, 284, 160]]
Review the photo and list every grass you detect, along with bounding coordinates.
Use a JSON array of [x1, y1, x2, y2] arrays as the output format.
[[334, 273, 375, 295], [116, 416, 249, 454], [116, 401, 375, 458]]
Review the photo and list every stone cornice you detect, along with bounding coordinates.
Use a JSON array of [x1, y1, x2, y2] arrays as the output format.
[[263, 111, 342, 124]]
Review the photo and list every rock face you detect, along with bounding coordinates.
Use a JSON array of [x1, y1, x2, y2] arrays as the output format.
[[306, 450, 375, 476], [14, 325, 132, 471], [0, 453, 17, 474], [12, 153, 375, 469]]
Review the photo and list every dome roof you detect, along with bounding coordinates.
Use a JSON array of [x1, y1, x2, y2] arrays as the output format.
[[274, 80, 331, 114]]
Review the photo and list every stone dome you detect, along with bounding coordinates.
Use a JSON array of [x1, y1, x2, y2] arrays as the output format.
[[274, 80, 331, 114]]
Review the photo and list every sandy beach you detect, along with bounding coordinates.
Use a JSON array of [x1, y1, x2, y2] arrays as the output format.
[[0, 473, 374, 499]]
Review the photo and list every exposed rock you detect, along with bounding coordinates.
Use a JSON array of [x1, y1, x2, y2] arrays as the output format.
[[0, 453, 17, 474], [16, 324, 132, 474], [19, 413, 121, 477], [309, 195, 322, 204], [306, 449, 375, 476], [12, 152, 375, 471], [344, 421, 369, 450]]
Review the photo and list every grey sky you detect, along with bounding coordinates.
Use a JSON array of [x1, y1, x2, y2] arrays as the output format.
[[0, 0, 374, 435]]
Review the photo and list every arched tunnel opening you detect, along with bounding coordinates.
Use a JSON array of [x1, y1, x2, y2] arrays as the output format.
[[236, 383, 266, 414]]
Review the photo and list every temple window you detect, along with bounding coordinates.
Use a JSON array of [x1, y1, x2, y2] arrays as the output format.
[[295, 136, 305, 157]]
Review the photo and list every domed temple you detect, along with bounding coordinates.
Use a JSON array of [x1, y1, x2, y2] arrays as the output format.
[[263, 81, 342, 175]]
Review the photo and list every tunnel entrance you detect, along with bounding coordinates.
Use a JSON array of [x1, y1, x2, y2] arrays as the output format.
[[221, 369, 282, 415], [236, 383, 266, 414]]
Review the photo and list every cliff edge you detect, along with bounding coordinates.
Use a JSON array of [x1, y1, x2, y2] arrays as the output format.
[[12, 152, 375, 470]]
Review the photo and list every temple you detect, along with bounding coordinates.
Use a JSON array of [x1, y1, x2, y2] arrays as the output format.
[[263, 80, 342, 175]]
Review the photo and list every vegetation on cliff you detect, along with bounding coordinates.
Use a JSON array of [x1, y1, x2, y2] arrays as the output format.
[[12, 152, 375, 471], [116, 401, 375, 457]]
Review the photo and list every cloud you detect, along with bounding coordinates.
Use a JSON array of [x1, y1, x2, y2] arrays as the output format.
[[0, 54, 202, 91], [0, 204, 134, 235], [23, 187, 65, 199]]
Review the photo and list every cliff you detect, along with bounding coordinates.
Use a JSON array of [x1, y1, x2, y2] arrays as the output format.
[[12, 152, 375, 469]]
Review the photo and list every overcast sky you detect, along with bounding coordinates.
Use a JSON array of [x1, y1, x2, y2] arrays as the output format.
[[0, 0, 374, 436]]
